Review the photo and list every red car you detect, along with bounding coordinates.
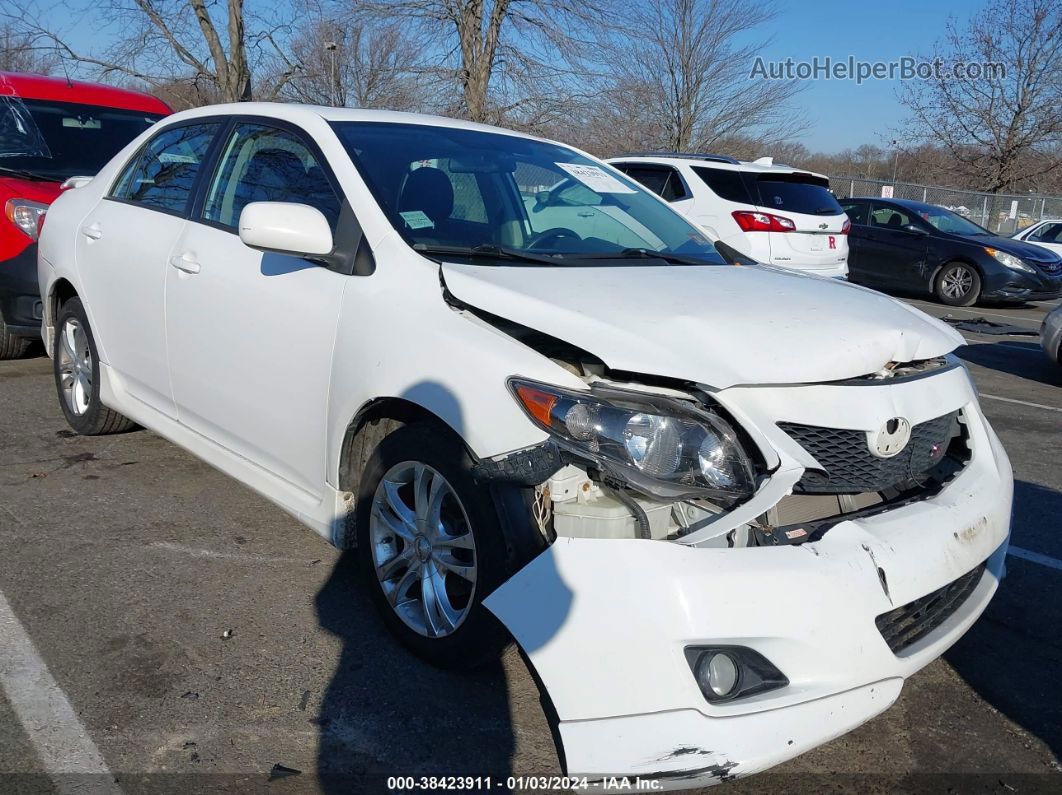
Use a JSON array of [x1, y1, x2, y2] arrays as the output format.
[[0, 72, 171, 357]]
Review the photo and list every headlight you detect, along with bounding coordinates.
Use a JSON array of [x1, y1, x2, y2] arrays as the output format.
[[509, 378, 756, 503], [4, 199, 47, 241], [985, 247, 1036, 274]]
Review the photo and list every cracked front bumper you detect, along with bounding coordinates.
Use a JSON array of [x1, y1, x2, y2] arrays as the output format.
[[485, 370, 1013, 786]]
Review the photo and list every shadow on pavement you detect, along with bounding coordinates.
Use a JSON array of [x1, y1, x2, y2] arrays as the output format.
[[945, 480, 1062, 761], [955, 342, 1062, 387], [314, 551, 518, 793]]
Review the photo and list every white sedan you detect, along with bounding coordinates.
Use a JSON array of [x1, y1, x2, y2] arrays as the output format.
[[37, 103, 1012, 787], [1012, 218, 1062, 256]]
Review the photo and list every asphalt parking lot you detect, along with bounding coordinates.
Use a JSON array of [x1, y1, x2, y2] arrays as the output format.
[[0, 295, 1060, 794]]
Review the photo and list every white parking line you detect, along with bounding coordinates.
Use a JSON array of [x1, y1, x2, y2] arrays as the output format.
[[0, 589, 121, 794], [980, 393, 1062, 413], [1009, 545, 1062, 572]]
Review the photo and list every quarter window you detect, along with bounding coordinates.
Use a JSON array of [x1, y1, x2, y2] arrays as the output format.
[[202, 123, 342, 230], [110, 122, 220, 213], [691, 166, 754, 204]]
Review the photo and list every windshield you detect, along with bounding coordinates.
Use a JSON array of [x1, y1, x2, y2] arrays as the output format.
[[915, 205, 990, 236], [331, 121, 726, 266], [0, 97, 164, 181], [755, 175, 842, 216]]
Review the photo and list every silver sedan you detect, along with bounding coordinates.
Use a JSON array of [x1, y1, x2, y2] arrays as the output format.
[[1042, 304, 1062, 365]]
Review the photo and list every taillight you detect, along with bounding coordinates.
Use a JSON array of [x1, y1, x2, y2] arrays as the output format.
[[5, 199, 49, 242], [731, 210, 796, 232], [841, 218, 851, 235]]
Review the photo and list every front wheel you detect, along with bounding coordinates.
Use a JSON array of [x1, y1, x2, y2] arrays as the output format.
[[356, 424, 534, 669], [935, 262, 981, 306], [53, 298, 135, 435]]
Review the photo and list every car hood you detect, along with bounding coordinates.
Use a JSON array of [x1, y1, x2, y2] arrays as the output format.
[[0, 176, 63, 204], [442, 262, 964, 388], [951, 232, 1061, 263]]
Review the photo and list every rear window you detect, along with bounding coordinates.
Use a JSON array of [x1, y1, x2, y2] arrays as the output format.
[[755, 175, 842, 216], [691, 166, 754, 204]]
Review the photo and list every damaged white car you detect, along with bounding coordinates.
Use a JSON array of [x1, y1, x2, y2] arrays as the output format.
[[38, 104, 1013, 787]]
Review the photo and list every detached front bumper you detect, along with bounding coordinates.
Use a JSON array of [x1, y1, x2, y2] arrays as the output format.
[[485, 371, 1012, 787]]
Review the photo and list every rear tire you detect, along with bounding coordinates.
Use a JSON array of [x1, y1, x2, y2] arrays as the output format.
[[356, 423, 541, 669], [53, 297, 135, 435], [934, 262, 981, 306], [0, 312, 31, 359]]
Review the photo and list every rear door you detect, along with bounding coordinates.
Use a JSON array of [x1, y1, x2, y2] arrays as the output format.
[[165, 119, 348, 494], [75, 120, 221, 418], [752, 173, 848, 271], [862, 203, 932, 288]]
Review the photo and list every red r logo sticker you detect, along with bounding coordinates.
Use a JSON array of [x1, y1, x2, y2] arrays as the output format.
[[828, 236, 836, 249]]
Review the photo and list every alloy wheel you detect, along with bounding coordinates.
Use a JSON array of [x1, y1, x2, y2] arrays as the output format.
[[369, 461, 477, 638], [57, 318, 93, 416], [940, 266, 974, 300]]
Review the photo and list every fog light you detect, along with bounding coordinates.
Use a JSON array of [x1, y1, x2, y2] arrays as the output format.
[[697, 651, 739, 698], [685, 645, 788, 704]]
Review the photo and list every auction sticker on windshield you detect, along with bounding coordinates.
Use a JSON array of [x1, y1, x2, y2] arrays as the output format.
[[555, 162, 636, 194]]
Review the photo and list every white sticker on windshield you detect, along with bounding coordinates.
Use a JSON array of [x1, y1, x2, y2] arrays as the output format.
[[555, 162, 636, 194], [400, 210, 435, 230]]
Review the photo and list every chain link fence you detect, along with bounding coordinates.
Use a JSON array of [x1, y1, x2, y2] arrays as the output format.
[[830, 176, 1062, 236]]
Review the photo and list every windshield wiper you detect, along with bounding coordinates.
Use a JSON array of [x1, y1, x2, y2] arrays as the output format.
[[565, 248, 713, 266], [413, 243, 573, 266], [0, 166, 54, 181]]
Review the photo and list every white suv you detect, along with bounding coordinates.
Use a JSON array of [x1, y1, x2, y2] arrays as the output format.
[[608, 153, 850, 278], [38, 104, 1010, 786]]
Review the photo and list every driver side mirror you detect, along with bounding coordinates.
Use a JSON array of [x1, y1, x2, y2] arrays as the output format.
[[239, 201, 333, 258], [902, 223, 928, 235]]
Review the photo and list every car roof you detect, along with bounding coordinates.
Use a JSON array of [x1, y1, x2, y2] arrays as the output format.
[[0, 72, 171, 114], [846, 197, 958, 214], [605, 153, 828, 180], [162, 102, 547, 143]]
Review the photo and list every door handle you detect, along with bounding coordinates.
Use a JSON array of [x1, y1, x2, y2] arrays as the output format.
[[169, 253, 201, 274], [80, 223, 102, 240]]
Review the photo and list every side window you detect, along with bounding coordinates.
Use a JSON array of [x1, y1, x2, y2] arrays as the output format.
[[1029, 222, 1062, 243], [202, 123, 342, 230], [870, 205, 913, 228], [617, 165, 688, 203], [691, 166, 753, 204], [110, 122, 220, 213], [841, 202, 869, 225]]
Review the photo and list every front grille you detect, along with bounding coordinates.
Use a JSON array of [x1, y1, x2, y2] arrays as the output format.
[[876, 563, 986, 654], [1029, 257, 1062, 276], [778, 411, 959, 494]]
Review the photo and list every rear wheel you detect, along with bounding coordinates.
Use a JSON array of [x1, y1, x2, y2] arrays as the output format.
[[934, 262, 981, 306], [0, 312, 31, 359], [356, 424, 539, 669], [53, 298, 135, 435]]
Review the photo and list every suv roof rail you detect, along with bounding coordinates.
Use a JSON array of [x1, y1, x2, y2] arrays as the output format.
[[616, 152, 742, 165]]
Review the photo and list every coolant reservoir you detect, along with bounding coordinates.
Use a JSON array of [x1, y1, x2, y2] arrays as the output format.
[[553, 494, 673, 540]]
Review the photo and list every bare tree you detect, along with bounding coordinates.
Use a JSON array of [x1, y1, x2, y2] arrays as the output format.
[[897, 0, 1062, 193], [2, 0, 298, 102], [0, 23, 59, 73], [282, 17, 421, 110], [352, 0, 605, 127], [593, 0, 806, 154]]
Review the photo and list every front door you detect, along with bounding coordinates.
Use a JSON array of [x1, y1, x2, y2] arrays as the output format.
[[165, 121, 348, 495], [75, 121, 221, 417]]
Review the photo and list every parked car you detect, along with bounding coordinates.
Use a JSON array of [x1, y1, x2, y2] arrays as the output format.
[[39, 103, 1012, 786], [0, 72, 170, 358], [1041, 304, 1062, 366], [606, 153, 849, 278], [1012, 218, 1062, 257], [840, 197, 1062, 306]]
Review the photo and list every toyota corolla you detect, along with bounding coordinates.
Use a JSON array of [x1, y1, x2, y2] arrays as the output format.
[[37, 103, 1012, 787]]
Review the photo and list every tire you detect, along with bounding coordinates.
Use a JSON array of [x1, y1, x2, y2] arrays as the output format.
[[356, 423, 541, 669], [53, 297, 135, 435], [934, 262, 981, 307], [0, 312, 31, 359]]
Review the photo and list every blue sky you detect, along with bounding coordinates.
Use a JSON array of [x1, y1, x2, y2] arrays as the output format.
[[758, 0, 978, 152]]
